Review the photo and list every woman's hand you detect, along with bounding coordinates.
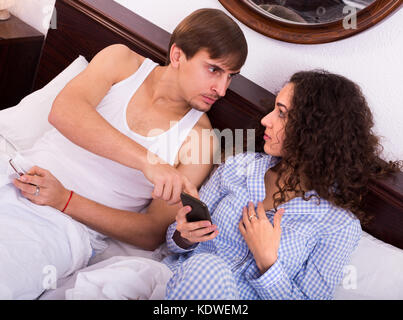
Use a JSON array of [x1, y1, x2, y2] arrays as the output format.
[[12, 166, 71, 212], [174, 203, 218, 249], [239, 201, 284, 274], [142, 161, 198, 206]]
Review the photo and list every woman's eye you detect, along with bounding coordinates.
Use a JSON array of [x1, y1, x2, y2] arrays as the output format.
[[279, 109, 285, 118]]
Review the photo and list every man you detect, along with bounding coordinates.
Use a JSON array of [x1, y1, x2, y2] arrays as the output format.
[[2, 9, 247, 299]]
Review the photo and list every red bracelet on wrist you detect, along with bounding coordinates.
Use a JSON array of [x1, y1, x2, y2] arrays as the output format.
[[62, 190, 74, 213]]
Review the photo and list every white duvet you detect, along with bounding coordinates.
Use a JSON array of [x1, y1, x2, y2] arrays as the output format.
[[1, 152, 172, 300], [64, 256, 172, 300], [0, 154, 92, 299], [39, 237, 173, 300]]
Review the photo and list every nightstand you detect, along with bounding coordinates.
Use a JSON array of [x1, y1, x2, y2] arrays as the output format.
[[0, 14, 44, 110]]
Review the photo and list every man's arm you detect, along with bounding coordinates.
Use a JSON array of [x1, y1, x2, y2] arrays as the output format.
[[49, 44, 150, 171], [143, 132, 216, 248], [15, 115, 217, 250], [48, 44, 197, 203], [61, 118, 216, 250], [60, 161, 212, 250]]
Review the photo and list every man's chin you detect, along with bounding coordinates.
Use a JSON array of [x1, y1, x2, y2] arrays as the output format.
[[189, 102, 212, 112]]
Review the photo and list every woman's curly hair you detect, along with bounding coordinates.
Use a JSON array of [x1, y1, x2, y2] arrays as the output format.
[[272, 70, 401, 225]]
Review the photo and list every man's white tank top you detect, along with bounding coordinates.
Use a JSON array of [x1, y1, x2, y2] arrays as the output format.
[[21, 58, 204, 214]]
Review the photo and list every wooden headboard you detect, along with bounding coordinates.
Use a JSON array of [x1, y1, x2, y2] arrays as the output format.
[[34, 0, 403, 249]]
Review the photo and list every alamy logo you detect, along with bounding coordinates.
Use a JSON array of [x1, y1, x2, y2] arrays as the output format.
[[146, 122, 256, 166], [42, 265, 57, 290], [342, 265, 358, 290], [343, 6, 358, 30]]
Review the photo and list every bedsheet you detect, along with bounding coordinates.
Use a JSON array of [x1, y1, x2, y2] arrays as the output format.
[[1, 136, 171, 300], [0, 153, 92, 299], [39, 239, 171, 299]]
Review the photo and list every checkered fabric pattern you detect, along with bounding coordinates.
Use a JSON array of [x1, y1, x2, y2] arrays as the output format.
[[163, 153, 362, 300]]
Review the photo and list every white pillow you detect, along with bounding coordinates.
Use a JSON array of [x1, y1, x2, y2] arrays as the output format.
[[0, 55, 89, 151], [334, 231, 403, 300]]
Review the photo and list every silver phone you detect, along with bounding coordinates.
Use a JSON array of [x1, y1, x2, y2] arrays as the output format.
[[9, 158, 27, 176]]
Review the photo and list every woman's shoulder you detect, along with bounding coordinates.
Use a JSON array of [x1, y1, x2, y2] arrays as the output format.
[[221, 152, 270, 171], [314, 199, 362, 238]]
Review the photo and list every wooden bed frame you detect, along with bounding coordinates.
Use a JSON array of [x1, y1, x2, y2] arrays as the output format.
[[34, 0, 403, 249]]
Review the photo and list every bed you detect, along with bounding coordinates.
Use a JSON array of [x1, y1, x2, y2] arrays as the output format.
[[1, 0, 403, 299]]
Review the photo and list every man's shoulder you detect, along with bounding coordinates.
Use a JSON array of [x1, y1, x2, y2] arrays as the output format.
[[101, 44, 144, 65], [194, 113, 213, 131], [91, 44, 146, 84]]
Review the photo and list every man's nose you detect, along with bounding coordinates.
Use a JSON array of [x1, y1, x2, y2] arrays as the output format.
[[212, 77, 229, 98]]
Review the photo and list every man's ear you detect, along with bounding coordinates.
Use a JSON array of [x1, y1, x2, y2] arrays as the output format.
[[169, 43, 183, 68]]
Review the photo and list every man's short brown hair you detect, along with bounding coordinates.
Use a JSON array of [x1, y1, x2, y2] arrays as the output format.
[[167, 8, 248, 70]]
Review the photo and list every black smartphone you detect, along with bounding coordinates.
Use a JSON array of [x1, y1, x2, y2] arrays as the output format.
[[180, 192, 212, 223]]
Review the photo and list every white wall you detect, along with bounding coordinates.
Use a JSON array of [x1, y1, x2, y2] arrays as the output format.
[[115, 0, 403, 162], [9, 0, 55, 35]]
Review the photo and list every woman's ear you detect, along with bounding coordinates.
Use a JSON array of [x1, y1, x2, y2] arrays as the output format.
[[169, 43, 183, 69]]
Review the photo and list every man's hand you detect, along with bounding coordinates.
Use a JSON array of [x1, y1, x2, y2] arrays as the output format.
[[13, 166, 71, 211], [142, 162, 199, 205]]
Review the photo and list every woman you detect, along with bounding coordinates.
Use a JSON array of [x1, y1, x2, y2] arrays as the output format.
[[162, 70, 401, 300]]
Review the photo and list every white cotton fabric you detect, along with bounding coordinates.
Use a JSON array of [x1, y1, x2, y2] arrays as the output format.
[[0, 56, 89, 151], [39, 239, 170, 300], [65, 256, 172, 300], [0, 148, 92, 300], [0, 171, 92, 299], [334, 231, 403, 299]]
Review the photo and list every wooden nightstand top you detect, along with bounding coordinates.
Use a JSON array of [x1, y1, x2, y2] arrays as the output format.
[[0, 14, 43, 41]]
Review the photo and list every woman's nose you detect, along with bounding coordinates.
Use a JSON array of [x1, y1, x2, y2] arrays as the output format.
[[261, 113, 273, 128]]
